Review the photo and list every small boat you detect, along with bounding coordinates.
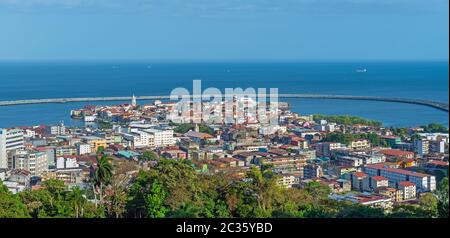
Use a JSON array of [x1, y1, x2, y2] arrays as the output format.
[[356, 68, 367, 73]]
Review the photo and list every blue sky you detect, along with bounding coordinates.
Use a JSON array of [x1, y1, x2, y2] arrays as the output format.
[[0, 0, 448, 61]]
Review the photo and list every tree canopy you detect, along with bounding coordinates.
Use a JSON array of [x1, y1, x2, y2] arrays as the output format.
[[313, 114, 382, 127], [1, 158, 448, 218]]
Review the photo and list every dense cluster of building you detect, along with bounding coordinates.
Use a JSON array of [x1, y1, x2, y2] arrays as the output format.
[[1, 97, 448, 212]]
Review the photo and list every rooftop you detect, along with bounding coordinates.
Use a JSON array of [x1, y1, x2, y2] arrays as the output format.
[[398, 181, 416, 187], [365, 163, 430, 178], [372, 176, 388, 181], [380, 149, 414, 157]]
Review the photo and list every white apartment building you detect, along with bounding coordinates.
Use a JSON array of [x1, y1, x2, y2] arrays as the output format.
[[297, 149, 317, 161], [315, 142, 345, 157], [55, 146, 77, 157], [0, 128, 24, 169], [123, 131, 151, 148], [47, 123, 66, 135], [337, 156, 364, 167], [313, 123, 336, 132], [350, 172, 368, 191], [414, 139, 429, 156], [84, 115, 96, 122], [259, 125, 287, 136], [277, 175, 297, 188], [24, 129, 36, 138], [363, 176, 389, 191], [365, 164, 436, 192], [77, 143, 92, 155], [145, 129, 174, 147], [123, 128, 174, 149], [337, 152, 386, 166], [397, 181, 416, 200], [417, 133, 449, 143], [56, 157, 79, 169], [10, 150, 48, 177]]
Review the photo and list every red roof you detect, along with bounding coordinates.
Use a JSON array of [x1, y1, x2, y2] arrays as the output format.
[[291, 136, 305, 142], [217, 157, 239, 163], [162, 146, 180, 150], [398, 181, 416, 187], [78, 155, 97, 164], [365, 163, 429, 178], [354, 172, 367, 178], [268, 149, 289, 156], [371, 176, 388, 181], [34, 147, 54, 151], [380, 149, 414, 157], [428, 160, 449, 166]]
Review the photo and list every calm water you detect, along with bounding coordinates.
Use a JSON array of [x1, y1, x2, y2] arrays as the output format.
[[0, 61, 448, 128]]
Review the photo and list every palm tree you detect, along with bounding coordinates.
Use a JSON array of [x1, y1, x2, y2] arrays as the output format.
[[93, 152, 113, 205], [67, 187, 86, 218], [104, 174, 128, 218]]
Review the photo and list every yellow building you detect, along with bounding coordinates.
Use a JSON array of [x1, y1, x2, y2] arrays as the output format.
[[81, 136, 107, 152], [350, 139, 371, 150], [91, 139, 107, 152], [377, 187, 404, 202]]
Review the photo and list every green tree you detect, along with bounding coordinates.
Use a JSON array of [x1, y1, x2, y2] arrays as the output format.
[[173, 123, 195, 134], [96, 146, 105, 155], [93, 152, 113, 205], [419, 193, 438, 218], [67, 187, 87, 218], [140, 151, 158, 161], [169, 203, 201, 218], [388, 204, 430, 218], [145, 180, 168, 218], [240, 168, 283, 217], [0, 181, 30, 218], [336, 203, 385, 218], [436, 178, 449, 218], [421, 123, 449, 133], [303, 181, 331, 201], [104, 174, 128, 218], [126, 170, 152, 218], [173, 123, 214, 135], [313, 114, 381, 127], [20, 188, 55, 217], [20, 180, 103, 218]]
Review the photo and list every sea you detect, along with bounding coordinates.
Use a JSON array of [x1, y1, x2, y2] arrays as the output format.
[[0, 61, 448, 128]]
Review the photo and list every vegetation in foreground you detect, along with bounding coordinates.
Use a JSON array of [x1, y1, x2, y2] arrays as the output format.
[[1, 154, 448, 218]]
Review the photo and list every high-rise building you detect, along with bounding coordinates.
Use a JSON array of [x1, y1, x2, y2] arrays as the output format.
[[77, 143, 92, 155], [145, 129, 175, 147], [10, 150, 48, 177], [46, 121, 66, 135], [414, 139, 429, 156], [430, 140, 446, 153], [0, 128, 24, 169]]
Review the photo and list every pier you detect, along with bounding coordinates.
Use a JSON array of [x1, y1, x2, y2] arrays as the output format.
[[0, 94, 448, 112]]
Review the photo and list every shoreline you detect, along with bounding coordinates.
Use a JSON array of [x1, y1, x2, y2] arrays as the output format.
[[0, 94, 448, 112]]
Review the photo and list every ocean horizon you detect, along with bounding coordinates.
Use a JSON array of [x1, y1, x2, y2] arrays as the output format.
[[0, 61, 448, 128]]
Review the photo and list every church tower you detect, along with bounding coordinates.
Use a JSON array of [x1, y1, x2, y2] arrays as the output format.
[[131, 94, 137, 107], [194, 123, 200, 132]]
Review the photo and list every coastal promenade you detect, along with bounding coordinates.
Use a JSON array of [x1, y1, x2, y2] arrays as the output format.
[[0, 94, 448, 112]]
